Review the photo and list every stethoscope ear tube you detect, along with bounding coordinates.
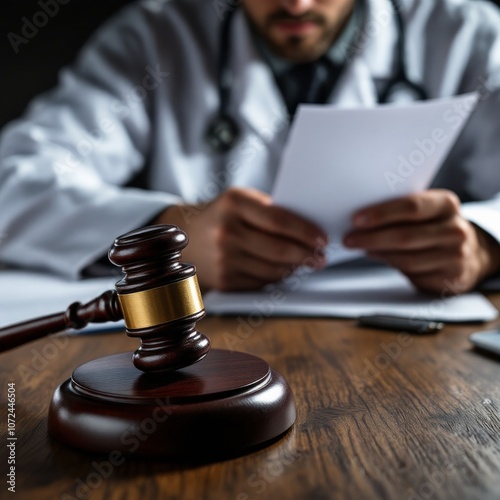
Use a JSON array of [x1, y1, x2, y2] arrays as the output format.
[[378, 0, 427, 104], [205, 9, 241, 154]]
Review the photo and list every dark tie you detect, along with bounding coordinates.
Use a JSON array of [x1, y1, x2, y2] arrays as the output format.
[[278, 58, 341, 118]]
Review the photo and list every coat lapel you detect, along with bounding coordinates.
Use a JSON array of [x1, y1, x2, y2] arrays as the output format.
[[328, 0, 399, 107], [230, 9, 289, 137]]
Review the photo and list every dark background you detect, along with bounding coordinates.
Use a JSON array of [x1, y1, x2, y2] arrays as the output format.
[[0, 0, 499, 129], [0, 0, 136, 128]]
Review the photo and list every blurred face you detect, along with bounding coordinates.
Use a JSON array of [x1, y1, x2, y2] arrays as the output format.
[[243, 0, 355, 62]]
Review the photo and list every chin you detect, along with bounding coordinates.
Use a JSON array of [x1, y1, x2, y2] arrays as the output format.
[[276, 45, 324, 62], [272, 37, 326, 63], [268, 34, 327, 62]]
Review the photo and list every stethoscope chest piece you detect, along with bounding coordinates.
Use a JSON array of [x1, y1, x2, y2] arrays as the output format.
[[205, 114, 241, 153]]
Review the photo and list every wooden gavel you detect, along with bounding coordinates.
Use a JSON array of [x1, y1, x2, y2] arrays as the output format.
[[0, 225, 210, 372]]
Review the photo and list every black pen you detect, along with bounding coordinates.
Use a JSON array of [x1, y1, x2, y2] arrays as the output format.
[[356, 314, 444, 334]]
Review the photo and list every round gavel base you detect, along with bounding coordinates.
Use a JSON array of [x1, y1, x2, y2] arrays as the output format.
[[48, 349, 296, 460]]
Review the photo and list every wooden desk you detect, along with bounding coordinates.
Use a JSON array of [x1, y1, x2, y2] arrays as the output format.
[[3, 297, 500, 500]]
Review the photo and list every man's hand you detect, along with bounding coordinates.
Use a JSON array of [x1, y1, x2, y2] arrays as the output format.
[[343, 189, 500, 294], [154, 187, 328, 291]]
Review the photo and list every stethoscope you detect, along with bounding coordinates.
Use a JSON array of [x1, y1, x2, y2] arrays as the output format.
[[205, 0, 428, 154]]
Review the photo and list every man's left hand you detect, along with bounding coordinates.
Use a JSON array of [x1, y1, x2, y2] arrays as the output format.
[[343, 189, 500, 294]]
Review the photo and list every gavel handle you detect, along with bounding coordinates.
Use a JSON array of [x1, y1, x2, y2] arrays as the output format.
[[0, 290, 122, 352]]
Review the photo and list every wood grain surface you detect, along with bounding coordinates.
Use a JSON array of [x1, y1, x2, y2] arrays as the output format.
[[2, 296, 500, 500]]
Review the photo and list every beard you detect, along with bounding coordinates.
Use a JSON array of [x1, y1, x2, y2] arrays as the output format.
[[247, 9, 333, 62]]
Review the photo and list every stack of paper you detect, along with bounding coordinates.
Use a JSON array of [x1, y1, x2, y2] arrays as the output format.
[[203, 262, 498, 322]]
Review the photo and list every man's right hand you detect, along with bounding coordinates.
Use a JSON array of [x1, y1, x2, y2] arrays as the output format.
[[154, 187, 328, 291]]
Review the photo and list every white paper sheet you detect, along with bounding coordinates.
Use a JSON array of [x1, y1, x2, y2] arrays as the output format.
[[272, 93, 479, 264], [203, 262, 498, 323], [0, 270, 125, 333]]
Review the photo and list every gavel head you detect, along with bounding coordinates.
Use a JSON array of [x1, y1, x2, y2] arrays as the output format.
[[108, 225, 210, 372]]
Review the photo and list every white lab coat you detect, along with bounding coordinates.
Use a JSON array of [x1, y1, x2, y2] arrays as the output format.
[[1, 0, 500, 278]]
